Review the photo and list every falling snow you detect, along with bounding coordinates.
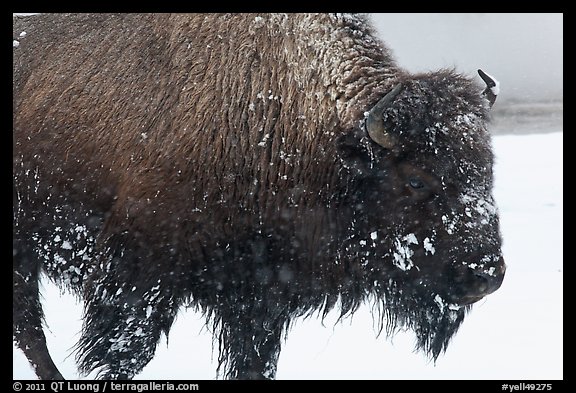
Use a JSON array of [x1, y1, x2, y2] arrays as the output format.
[[12, 13, 562, 381]]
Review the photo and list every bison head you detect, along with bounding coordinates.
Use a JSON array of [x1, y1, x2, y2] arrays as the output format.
[[337, 69, 505, 360]]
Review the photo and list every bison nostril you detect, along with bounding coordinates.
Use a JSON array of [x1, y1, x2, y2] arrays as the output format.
[[473, 267, 505, 296], [473, 272, 490, 294]]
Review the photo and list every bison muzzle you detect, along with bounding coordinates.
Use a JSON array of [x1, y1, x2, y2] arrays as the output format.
[[13, 13, 506, 380]]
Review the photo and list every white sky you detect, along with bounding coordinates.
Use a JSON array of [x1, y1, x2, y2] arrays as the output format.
[[372, 13, 563, 103]]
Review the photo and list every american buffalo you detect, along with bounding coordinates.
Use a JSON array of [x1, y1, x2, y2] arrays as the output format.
[[13, 13, 505, 380]]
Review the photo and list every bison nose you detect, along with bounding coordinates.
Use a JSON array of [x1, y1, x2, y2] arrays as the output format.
[[474, 259, 506, 297], [452, 257, 506, 305]]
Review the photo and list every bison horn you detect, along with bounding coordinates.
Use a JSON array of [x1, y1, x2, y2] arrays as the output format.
[[366, 83, 403, 149], [366, 83, 402, 149], [478, 69, 499, 108]]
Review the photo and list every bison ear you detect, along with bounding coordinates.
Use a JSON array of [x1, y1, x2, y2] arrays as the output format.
[[336, 129, 373, 176]]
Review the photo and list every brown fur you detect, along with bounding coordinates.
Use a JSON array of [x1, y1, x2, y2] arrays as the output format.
[[13, 13, 504, 380]]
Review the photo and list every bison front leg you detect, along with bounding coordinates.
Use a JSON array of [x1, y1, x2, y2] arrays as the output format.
[[76, 271, 179, 379], [215, 299, 287, 380]]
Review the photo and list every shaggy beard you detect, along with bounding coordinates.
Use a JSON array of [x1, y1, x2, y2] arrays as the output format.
[[368, 287, 470, 361], [332, 291, 469, 363]]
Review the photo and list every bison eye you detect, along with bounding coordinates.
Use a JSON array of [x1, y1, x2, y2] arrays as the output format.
[[408, 177, 425, 189]]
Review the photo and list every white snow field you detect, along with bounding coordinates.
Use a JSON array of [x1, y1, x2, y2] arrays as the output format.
[[13, 126, 563, 380]]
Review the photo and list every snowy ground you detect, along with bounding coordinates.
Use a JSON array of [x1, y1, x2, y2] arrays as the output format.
[[13, 111, 563, 380]]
